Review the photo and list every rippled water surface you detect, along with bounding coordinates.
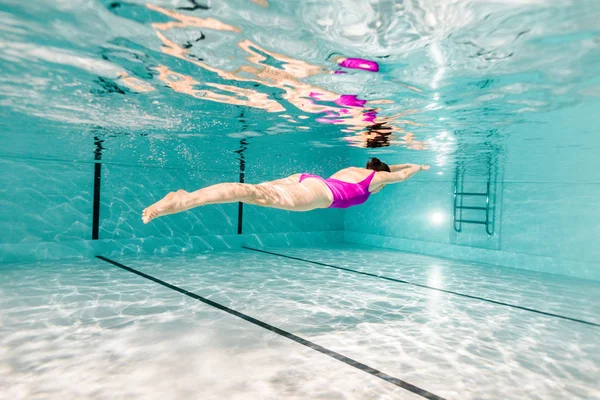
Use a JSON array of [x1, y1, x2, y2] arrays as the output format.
[[1, 0, 599, 168], [2, 247, 599, 399]]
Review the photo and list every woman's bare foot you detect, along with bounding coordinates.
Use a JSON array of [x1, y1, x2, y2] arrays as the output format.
[[142, 189, 188, 224]]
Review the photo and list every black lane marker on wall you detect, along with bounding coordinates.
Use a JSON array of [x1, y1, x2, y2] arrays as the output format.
[[235, 138, 247, 234], [95, 255, 445, 400], [92, 136, 104, 240], [243, 247, 600, 328], [235, 111, 248, 235]]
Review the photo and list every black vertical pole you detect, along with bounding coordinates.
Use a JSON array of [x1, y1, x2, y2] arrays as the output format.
[[92, 136, 104, 240], [235, 111, 248, 234], [236, 138, 248, 234]]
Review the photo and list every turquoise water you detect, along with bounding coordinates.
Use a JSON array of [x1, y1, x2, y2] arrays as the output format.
[[1, 0, 600, 398]]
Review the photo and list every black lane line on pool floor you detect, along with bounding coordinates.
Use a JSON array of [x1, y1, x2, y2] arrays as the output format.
[[96, 255, 445, 400], [243, 247, 600, 328]]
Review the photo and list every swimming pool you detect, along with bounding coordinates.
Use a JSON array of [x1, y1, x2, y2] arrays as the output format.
[[1, 0, 599, 398]]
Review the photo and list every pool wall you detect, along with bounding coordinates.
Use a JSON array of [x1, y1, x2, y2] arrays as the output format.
[[3, 101, 599, 282], [1, 114, 346, 263], [345, 101, 600, 281]]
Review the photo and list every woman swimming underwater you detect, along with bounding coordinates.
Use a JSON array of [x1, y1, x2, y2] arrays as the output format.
[[142, 158, 429, 224]]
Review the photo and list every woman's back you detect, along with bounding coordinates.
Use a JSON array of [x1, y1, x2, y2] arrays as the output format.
[[328, 167, 383, 193], [328, 167, 373, 182]]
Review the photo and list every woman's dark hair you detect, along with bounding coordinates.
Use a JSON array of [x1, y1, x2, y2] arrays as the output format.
[[366, 157, 390, 172]]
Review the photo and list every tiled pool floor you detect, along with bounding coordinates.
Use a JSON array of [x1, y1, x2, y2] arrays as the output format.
[[2, 246, 599, 399]]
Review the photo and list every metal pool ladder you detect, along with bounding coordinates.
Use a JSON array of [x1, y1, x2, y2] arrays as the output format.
[[453, 161, 496, 236]]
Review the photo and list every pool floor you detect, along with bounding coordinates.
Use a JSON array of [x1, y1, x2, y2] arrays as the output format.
[[1, 245, 599, 399]]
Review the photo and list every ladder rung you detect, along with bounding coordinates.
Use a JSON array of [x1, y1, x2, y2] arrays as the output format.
[[456, 206, 487, 211], [456, 219, 487, 225], [455, 192, 487, 196]]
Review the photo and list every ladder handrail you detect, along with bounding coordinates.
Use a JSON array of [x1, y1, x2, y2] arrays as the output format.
[[452, 166, 463, 232], [452, 158, 496, 236]]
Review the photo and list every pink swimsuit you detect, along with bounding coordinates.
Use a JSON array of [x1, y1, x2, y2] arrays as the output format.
[[299, 171, 376, 209]]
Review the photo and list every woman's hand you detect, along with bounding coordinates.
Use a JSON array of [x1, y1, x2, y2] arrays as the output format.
[[419, 164, 430, 171]]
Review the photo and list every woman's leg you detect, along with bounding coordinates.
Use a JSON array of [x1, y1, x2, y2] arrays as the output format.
[[142, 183, 257, 224], [260, 174, 301, 186], [142, 179, 328, 224]]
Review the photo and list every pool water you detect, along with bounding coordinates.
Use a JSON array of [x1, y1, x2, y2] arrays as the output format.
[[1, 0, 600, 398], [2, 245, 599, 399]]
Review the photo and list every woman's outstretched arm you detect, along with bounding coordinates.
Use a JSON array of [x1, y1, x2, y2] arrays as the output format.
[[389, 164, 413, 172], [378, 164, 430, 184]]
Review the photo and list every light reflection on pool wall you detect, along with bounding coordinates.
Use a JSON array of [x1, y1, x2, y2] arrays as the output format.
[[429, 211, 446, 226]]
